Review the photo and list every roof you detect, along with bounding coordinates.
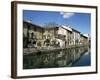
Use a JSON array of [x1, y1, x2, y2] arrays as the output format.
[[61, 25, 72, 32], [83, 34, 89, 38], [80, 34, 88, 38], [23, 20, 44, 29], [72, 28, 80, 33]]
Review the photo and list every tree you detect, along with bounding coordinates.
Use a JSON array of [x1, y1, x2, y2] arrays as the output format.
[[44, 22, 60, 28], [44, 39, 50, 46]]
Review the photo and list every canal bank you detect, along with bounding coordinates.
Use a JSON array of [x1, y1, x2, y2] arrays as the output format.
[[23, 45, 89, 55]]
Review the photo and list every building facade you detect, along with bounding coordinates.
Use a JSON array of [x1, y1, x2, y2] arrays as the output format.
[[80, 34, 89, 45], [23, 20, 44, 48], [23, 20, 89, 49], [72, 28, 80, 46]]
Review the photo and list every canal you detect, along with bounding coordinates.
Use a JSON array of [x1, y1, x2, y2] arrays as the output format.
[[23, 46, 90, 69]]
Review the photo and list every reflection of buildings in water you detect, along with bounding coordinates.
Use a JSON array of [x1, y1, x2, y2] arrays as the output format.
[[23, 46, 89, 69], [84, 47, 90, 56]]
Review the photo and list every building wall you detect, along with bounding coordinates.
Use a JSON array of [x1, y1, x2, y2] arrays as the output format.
[[23, 21, 44, 48], [80, 34, 88, 45], [58, 27, 66, 36], [23, 21, 89, 48], [72, 29, 80, 45], [23, 21, 44, 40]]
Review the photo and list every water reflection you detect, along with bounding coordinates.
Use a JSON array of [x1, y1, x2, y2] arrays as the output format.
[[23, 46, 90, 69]]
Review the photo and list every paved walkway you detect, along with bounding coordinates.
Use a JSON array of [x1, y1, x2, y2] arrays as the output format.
[[24, 45, 88, 55]]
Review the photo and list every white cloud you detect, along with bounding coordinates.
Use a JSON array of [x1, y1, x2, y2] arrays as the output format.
[[60, 12, 75, 19]]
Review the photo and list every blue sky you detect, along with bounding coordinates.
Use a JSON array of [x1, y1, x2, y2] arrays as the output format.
[[23, 10, 91, 35]]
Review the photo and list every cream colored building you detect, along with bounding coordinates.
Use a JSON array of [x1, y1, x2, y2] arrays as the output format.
[[72, 28, 80, 46], [23, 20, 89, 49]]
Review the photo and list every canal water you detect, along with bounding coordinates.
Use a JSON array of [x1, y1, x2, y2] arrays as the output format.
[[23, 46, 90, 69]]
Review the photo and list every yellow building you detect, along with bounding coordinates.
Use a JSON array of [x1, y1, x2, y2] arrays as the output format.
[[23, 20, 44, 48]]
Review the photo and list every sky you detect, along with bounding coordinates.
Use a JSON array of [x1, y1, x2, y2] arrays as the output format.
[[23, 10, 91, 35]]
